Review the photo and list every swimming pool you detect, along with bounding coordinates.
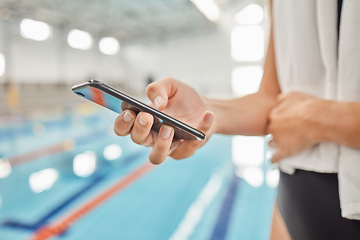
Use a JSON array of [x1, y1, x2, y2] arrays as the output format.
[[0, 107, 277, 240]]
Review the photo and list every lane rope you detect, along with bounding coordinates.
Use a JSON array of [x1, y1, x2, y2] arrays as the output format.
[[9, 139, 74, 166], [31, 161, 154, 240]]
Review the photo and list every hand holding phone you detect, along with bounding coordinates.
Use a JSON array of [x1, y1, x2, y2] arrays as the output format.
[[72, 79, 215, 164]]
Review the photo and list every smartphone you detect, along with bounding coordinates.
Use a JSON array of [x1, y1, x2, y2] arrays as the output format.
[[72, 80, 205, 141]]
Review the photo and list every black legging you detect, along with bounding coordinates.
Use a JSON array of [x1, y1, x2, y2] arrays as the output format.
[[278, 170, 360, 240]]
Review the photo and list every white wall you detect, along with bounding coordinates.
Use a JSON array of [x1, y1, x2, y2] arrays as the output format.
[[0, 15, 239, 98], [0, 20, 126, 85], [122, 30, 234, 97]]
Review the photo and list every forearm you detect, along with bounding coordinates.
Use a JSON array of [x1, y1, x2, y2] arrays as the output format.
[[207, 0, 279, 137], [310, 99, 360, 149], [204, 91, 278, 136]]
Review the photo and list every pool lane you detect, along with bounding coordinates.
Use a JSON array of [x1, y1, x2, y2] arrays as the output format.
[[209, 173, 240, 240], [0, 109, 277, 240], [3, 150, 147, 232], [32, 161, 155, 240]]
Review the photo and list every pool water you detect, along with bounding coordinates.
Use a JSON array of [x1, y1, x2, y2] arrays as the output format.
[[0, 107, 277, 240]]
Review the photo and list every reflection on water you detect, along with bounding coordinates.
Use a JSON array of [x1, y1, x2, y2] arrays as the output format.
[[0, 158, 11, 179], [73, 151, 97, 177], [103, 144, 122, 161], [29, 168, 59, 193], [232, 135, 279, 188]]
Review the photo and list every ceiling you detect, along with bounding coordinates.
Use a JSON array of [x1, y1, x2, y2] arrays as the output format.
[[0, 0, 235, 43]]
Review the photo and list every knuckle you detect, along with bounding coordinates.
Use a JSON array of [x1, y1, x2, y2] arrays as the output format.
[[145, 84, 156, 94]]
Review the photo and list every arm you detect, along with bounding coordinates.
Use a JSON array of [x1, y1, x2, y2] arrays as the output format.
[[305, 99, 360, 149], [113, 4, 280, 164], [207, 5, 280, 136], [267, 92, 360, 162]]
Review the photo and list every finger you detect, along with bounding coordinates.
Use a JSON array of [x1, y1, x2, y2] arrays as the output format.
[[130, 112, 154, 145], [149, 125, 174, 165], [114, 110, 136, 136], [277, 93, 285, 102], [170, 111, 214, 159], [146, 78, 179, 110], [268, 139, 277, 148], [168, 140, 183, 155], [271, 150, 286, 163]]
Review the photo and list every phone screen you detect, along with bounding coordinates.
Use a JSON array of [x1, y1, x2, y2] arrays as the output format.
[[72, 80, 205, 141]]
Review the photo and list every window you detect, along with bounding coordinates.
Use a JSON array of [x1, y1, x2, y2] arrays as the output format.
[[231, 66, 263, 96], [190, 0, 220, 22], [231, 25, 264, 62], [234, 4, 264, 25], [230, 3, 275, 188], [231, 3, 265, 96], [0, 53, 5, 77]]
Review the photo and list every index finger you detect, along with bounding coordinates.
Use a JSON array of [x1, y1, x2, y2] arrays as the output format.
[[146, 78, 180, 110]]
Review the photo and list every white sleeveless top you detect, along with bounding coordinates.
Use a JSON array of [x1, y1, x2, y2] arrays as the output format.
[[273, 0, 360, 220]]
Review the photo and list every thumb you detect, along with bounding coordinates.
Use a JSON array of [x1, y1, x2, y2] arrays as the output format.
[[146, 78, 179, 110]]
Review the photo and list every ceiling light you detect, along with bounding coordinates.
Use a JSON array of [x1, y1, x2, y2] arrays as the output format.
[[190, 0, 220, 22], [99, 37, 120, 55], [20, 18, 52, 41], [67, 29, 93, 50]]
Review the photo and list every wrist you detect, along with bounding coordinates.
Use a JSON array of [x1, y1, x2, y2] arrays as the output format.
[[202, 96, 222, 134], [305, 98, 330, 143], [306, 99, 356, 145]]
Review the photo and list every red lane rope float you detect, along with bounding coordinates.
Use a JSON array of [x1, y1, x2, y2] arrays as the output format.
[[31, 161, 154, 240]]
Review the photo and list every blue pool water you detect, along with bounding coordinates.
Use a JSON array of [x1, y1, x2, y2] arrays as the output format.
[[0, 107, 277, 240]]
